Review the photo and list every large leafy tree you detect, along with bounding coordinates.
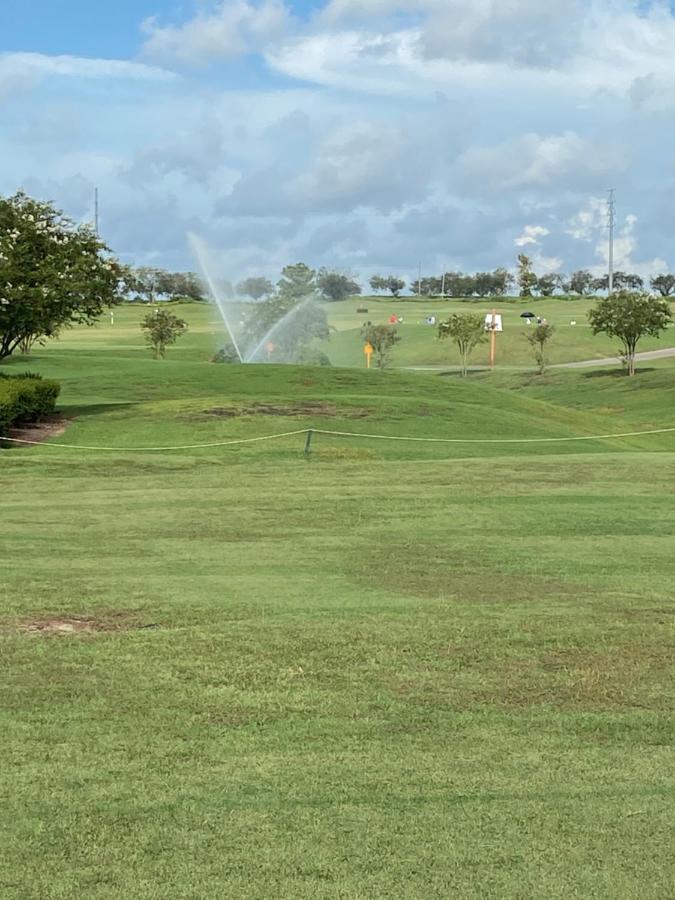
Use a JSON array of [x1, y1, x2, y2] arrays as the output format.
[[650, 274, 675, 297], [369, 275, 405, 297], [588, 291, 672, 376], [517, 254, 538, 297], [0, 192, 125, 359], [537, 274, 562, 297], [237, 276, 274, 301], [317, 269, 362, 302], [567, 269, 594, 295], [592, 272, 644, 293], [245, 263, 328, 361], [128, 267, 205, 302], [277, 263, 317, 301], [438, 313, 487, 376]]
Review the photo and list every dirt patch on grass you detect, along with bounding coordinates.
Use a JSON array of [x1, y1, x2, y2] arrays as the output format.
[[12, 612, 158, 636], [5, 416, 70, 446], [203, 402, 372, 419]]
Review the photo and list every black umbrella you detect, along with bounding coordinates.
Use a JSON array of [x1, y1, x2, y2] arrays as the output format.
[[520, 311, 536, 318]]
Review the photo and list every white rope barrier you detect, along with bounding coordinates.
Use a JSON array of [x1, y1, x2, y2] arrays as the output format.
[[1, 424, 673, 453], [1, 429, 308, 452], [312, 426, 675, 445]]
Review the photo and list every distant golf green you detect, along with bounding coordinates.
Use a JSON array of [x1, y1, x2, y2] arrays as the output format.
[[1, 302, 673, 898]]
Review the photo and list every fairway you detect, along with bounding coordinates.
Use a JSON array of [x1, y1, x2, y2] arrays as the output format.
[[1, 308, 674, 899]]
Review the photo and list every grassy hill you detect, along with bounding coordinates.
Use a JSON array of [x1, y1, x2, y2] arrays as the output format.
[[1, 322, 674, 898]]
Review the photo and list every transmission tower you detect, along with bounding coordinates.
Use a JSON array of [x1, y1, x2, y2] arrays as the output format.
[[607, 189, 615, 293]]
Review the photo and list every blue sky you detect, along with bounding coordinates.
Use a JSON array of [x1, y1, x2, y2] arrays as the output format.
[[2, 1, 675, 282]]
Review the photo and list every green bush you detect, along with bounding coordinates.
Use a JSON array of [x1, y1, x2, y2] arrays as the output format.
[[0, 373, 61, 437]]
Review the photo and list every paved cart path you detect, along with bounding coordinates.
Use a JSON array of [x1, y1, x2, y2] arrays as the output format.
[[403, 347, 675, 373]]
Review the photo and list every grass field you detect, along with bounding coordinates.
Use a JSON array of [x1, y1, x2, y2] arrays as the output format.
[[32, 295, 675, 371], [1, 304, 674, 898]]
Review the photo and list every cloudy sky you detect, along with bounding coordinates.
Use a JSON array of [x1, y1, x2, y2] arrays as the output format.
[[1, 0, 674, 283]]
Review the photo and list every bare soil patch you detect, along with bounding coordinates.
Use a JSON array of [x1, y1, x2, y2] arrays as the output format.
[[13, 612, 158, 637], [203, 402, 371, 419], [6, 416, 70, 446]]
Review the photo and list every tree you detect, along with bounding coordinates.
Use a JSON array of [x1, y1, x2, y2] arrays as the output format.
[[129, 268, 205, 302], [567, 269, 594, 296], [237, 277, 274, 301], [593, 272, 645, 293], [317, 269, 362, 302], [617, 272, 644, 291], [537, 274, 561, 297], [171, 271, 205, 301], [474, 270, 514, 297], [491, 268, 515, 296], [517, 255, 538, 297], [141, 309, 188, 359], [525, 322, 555, 374], [650, 274, 675, 297], [588, 291, 672, 376], [411, 276, 442, 296], [0, 192, 124, 360], [361, 323, 401, 368], [245, 294, 329, 362], [277, 263, 317, 301], [369, 274, 405, 297], [130, 266, 162, 303], [442, 272, 476, 298], [473, 272, 491, 297], [438, 313, 487, 376]]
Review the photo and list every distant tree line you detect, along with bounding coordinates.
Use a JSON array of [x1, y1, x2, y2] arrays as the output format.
[[125, 267, 205, 303], [410, 269, 514, 298], [131, 260, 675, 304]]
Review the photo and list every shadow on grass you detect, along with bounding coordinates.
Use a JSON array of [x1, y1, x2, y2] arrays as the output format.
[[582, 367, 656, 379], [59, 402, 138, 417]]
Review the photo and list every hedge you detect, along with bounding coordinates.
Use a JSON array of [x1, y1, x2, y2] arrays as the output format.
[[0, 373, 61, 438]]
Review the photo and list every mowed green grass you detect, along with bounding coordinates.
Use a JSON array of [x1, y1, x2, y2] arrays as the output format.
[[38, 295, 675, 370], [1, 312, 674, 898]]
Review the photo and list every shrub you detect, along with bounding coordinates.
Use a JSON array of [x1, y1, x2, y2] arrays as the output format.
[[294, 348, 332, 367], [0, 373, 61, 437], [211, 344, 242, 364]]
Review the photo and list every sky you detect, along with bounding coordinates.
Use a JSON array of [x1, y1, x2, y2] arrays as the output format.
[[2, 0, 675, 283]]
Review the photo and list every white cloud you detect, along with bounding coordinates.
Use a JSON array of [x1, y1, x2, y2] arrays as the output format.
[[0, 52, 175, 86], [565, 199, 667, 277], [514, 224, 561, 272], [4, 2, 675, 279], [515, 225, 550, 247], [141, 1, 293, 65], [565, 196, 608, 242], [460, 133, 626, 193], [592, 213, 667, 278]]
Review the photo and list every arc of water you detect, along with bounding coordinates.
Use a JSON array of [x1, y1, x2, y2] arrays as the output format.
[[245, 296, 315, 363], [188, 232, 245, 364]]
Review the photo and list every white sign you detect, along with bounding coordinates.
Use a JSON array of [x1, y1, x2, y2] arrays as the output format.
[[484, 314, 503, 332]]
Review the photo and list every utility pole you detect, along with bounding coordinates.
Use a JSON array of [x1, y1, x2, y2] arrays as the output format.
[[607, 188, 615, 294], [440, 268, 446, 299], [418, 261, 422, 297]]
